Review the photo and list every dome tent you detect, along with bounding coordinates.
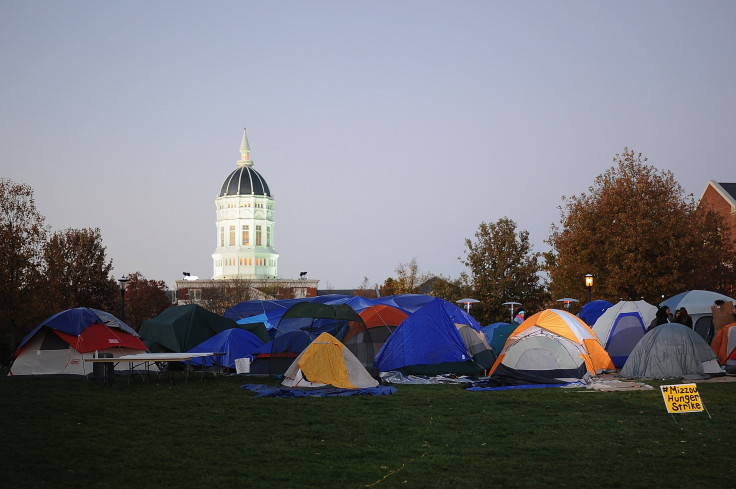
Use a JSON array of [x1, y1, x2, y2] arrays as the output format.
[[661, 290, 735, 342], [592, 300, 657, 368], [489, 309, 614, 385], [11, 308, 148, 377], [282, 332, 378, 389], [711, 322, 736, 367], [620, 323, 722, 380], [481, 323, 516, 357], [260, 302, 372, 376], [374, 298, 493, 376], [187, 328, 265, 370], [578, 300, 613, 327], [138, 304, 239, 353]]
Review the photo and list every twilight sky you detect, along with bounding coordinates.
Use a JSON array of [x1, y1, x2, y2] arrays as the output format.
[[1, 1, 733, 290]]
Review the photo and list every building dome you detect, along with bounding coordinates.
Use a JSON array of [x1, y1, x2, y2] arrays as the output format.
[[219, 166, 271, 197]]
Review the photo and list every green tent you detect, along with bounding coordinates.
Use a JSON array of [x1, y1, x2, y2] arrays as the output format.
[[139, 304, 239, 353]]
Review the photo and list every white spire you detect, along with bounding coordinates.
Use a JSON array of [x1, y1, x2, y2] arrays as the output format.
[[237, 128, 253, 167]]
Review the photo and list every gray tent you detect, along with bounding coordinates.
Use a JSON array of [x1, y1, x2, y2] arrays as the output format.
[[619, 323, 722, 380]]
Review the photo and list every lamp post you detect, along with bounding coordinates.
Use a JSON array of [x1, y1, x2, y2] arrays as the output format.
[[456, 298, 479, 314], [585, 273, 594, 303], [502, 301, 522, 322], [118, 276, 129, 322]]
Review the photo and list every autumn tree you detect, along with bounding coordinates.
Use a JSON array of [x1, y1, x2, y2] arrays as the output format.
[[199, 278, 258, 316], [123, 271, 170, 329], [428, 274, 472, 305], [461, 217, 548, 324], [546, 148, 736, 304], [42, 227, 118, 313], [0, 179, 48, 354], [380, 259, 433, 295], [354, 276, 378, 298]]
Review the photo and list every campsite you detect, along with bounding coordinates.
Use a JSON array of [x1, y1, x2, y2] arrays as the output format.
[[3, 293, 736, 488]]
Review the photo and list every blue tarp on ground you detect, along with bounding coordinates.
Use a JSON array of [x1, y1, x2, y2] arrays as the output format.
[[242, 384, 397, 398]]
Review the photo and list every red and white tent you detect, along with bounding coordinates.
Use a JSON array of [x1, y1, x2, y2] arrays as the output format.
[[11, 307, 149, 377]]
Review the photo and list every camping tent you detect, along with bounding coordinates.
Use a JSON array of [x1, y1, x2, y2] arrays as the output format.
[[710, 322, 736, 367], [489, 309, 614, 385], [223, 298, 306, 321], [352, 304, 407, 356], [187, 328, 265, 369], [481, 322, 516, 357], [138, 304, 239, 353], [232, 315, 271, 343], [282, 332, 379, 389], [11, 307, 148, 377], [661, 290, 736, 342], [256, 302, 371, 375], [373, 294, 435, 313], [578, 300, 613, 327], [592, 300, 657, 368], [620, 323, 722, 379], [374, 298, 493, 376]]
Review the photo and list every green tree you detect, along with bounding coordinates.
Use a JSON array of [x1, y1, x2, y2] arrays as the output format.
[[546, 148, 736, 303], [0, 179, 48, 354], [124, 272, 170, 329], [461, 217, 547, 324], [42, 227, 118, 313]]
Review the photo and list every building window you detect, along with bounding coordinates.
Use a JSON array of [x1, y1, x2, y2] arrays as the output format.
[[190, 289, 202, 302], [220, 227, 224, 247], [267, 226, 271, 247], [229, 225, 235, 246], [256, 225, 262, 246], [242, 225, 249, 246]]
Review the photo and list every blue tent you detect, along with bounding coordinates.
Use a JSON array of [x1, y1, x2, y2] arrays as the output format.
[[17, 307, 139, 349], [481, 322, 516, 355], [374, 298, 493, 376], [578, 300, 613, 327], [188, 328, 265, 369], [317, 295, 381, 312], [373, 294, 434, 313], [223, 298, 306, 321]]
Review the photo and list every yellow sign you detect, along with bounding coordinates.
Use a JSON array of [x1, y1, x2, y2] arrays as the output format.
[[660, 384, 704, 414]]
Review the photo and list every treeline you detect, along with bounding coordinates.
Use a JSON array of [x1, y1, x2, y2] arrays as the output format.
[[0, 179, 169, 359], [366, 148, 736, 325]]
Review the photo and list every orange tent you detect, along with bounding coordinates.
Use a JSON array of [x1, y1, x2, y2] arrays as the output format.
[[490, 309, 614, 384], [710, 322, 736, 365]]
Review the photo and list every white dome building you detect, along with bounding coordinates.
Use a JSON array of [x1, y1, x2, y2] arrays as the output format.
[[212, 129, 279, 279], [176, 129, 317, 309]]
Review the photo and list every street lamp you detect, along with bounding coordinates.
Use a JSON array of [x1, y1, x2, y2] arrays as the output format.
[[585, 273, 594, 303], [118, 276, 129, 322]]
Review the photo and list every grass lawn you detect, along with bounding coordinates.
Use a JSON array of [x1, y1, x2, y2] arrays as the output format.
[[1, 373, 734, 489]]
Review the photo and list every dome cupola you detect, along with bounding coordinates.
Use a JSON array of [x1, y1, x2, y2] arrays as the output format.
[[218, 128, 271, 197]]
